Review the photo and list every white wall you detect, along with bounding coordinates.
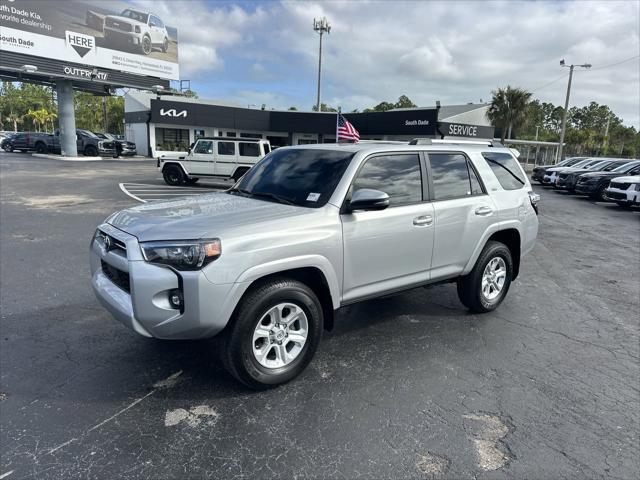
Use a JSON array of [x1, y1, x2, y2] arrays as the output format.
[[125, 123, 148, 156]]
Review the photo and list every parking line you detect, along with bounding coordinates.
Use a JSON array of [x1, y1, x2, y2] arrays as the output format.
[[119, 183, 147, 203], [119, 183, 226, 203]]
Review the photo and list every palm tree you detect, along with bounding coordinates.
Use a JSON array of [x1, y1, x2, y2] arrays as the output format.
[[6, 112, 23, 132], [488, 86, 533, 143], [44, 111, 57, 133]]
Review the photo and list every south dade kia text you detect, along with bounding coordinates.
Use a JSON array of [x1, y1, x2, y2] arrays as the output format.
[[0, 4, 42, 20], [405, 120, 430, 126], [0, 35, 34, 47]]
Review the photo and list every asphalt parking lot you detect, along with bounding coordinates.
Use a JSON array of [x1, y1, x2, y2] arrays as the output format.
[[1, 152, 639, 479]]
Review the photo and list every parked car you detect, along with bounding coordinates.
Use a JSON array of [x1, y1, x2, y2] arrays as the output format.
[[542, 158, 606, 186], [1, 132, 19, 152], [94, 132, 137, 157], [103, 9, 170, 55], [159, 137, 272, 185], [531, 157, 587, 183], [91, 139, 539, 388], [1, 131, 54, 153], [555, 159, 627, 192], [47, 129, 117, 157], [605, 176, 640, 207], [575, 161, 640, 200]]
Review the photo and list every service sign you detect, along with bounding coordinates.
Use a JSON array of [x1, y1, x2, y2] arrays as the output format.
[[0, 0, 179, 80]]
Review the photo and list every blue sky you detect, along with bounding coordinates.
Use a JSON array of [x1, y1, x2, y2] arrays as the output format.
[[134, 0, 640, 126]]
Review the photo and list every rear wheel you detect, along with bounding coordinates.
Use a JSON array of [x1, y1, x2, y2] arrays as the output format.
[[457, 241, 513, 313], [162, 37, 169, 52], [163, 165, 184, 186], [35, 142, 47, 154], [222, 278, 323, 389], [84, 145, 98, 157]]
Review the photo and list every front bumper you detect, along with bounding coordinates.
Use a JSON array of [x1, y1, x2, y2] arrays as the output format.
[[104, 28, 142, 45], [90, 224, 237, 339], [605, 189, 638, 204], [575, 182, 599, 194]]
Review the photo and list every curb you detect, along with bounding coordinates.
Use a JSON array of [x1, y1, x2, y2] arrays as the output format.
[[30, 153, 154, 162]]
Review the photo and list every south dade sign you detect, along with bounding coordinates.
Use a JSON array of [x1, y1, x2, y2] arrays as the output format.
[[440, 122, 495, 139]]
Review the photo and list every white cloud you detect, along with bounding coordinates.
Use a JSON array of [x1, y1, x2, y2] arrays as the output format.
[[145, 0, 640, 126]]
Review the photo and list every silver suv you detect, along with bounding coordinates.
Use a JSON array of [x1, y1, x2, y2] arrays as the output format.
[[91, 140, 539, 388]]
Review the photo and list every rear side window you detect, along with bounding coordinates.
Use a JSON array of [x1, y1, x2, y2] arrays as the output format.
[[482, 152, 526, 190], [352, 154, 422, 206], [217, 141, 235, 155], [430, 153, 484, 200], [239, 142, 260, 157]]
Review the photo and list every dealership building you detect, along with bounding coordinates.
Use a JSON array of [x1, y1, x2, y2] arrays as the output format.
[[124, 92, 495, 157]]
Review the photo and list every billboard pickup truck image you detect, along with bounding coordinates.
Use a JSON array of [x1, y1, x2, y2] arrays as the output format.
[[103, 10, 170, 56]]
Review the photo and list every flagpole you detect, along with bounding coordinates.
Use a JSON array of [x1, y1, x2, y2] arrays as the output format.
[[336, 109, 340, 143]]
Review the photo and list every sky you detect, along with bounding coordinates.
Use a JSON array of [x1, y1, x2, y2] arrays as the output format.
[[134, 0, 640, 127]]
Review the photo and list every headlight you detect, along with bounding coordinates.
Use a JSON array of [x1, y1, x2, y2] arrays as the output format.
[[140, 239, 221, 270], [134, 25, 141, 33]]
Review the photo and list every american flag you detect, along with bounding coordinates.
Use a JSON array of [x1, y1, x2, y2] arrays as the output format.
[[337, 113, 360, 142]]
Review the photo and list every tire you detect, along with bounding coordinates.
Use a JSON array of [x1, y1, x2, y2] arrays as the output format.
[[35, 142, 47, 154], [4, 145, 13, 152], [141, 35, 152, 55], [163, 165, 184, 186], [185, 177, 199, 185], [592, 184, 608, 201], [457, 240, 513, 313], [222, 277, 323, 389], [84, 145, 98, 157], [616, 201, 631, 208], [162, 37, 169, 53]]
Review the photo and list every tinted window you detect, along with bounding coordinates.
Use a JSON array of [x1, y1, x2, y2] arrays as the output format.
[[193, 140, 213, 154], [612, 162, 640, 173], [430, 153, 479, 200], [235, 149, 353, 208], [217, 141, 235, 155], [482, 152, 526, 190], [602, 162, 621, 172], [239, 142, 260, 157], [352, 154, 422, 206], [469, 164, 484, 195]]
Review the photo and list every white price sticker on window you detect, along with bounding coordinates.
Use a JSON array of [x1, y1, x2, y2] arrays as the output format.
[[306, 192, 321, 202]]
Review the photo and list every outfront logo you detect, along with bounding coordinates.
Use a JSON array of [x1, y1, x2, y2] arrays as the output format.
[[65, 31, 95, 58], [160, 108, 188, 118]]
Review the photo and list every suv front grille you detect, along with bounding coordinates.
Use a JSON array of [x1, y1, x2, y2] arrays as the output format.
[[610, 182, 630, 190], [105, 18, 132, 32], [101, 260, 130, 293]]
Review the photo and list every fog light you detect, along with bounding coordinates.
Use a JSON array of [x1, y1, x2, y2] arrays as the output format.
[[169, 289, 183, 310]]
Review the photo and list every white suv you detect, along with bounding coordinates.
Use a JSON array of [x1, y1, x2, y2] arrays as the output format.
[[104, 9, 169, 55], [92, 139, 539, 388], [158, 137, 271, 185], [605, 176, 640, 207]]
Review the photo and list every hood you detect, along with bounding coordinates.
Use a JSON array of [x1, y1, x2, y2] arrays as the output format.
[[611, 176, 640, 183], [107, 192, 313, 242], [580, 171, 625, 179], [106, 15, 145, 26], [547, 166, 585, 173]]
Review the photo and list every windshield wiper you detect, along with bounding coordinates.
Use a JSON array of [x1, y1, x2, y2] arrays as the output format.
[[250, 191, 296, 205]]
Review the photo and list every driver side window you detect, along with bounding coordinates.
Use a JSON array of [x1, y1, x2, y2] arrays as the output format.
[[193, 140, 213, 154], [351, 154, 423, 207]]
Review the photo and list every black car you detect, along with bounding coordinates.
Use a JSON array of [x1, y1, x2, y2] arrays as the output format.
[[555, 159, 627, 192], [1, 132, 19, 151], [93, 132, 137, 157], [575, 160, 640, 200], [531, 157, 587, 183]]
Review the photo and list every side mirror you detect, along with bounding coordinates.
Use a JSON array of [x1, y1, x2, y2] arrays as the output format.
[[348, 188, 390, 212]]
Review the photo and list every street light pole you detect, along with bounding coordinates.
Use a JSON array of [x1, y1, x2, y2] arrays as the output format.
[[313, 17, 331, 112], [556, 60, 591, 162]]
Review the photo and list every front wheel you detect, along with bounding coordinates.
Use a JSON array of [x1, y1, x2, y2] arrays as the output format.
[[162, 37, 169, 53], [163, 165, 184, 185], [35, 142, 47, 154], [141, 35, 152, 55], [457, 241, 513, 313], [222, 278, 323, 389], [84, 145, 98, 156]]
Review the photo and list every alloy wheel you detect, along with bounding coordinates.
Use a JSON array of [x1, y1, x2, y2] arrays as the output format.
[[481, 257, 507, 301]]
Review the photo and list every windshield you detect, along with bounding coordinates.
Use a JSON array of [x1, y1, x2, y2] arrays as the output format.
[[562, 157, 587, 166], [120, 9, 149, 23], [231, 148, 354, 208], [587, 161, 612, 170], [613, 161, 640, 173]]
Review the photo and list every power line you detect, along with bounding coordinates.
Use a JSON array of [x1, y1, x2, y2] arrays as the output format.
[[530, 72, 570, 93], [577, 54, 640, 72]]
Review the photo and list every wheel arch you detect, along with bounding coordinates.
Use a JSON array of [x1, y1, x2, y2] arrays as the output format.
[[463, 225, 522, 280], [225, 259, 340, 332], [162, 161, 188, 177]]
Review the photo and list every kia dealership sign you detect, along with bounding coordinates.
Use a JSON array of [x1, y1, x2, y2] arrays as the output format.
[[0, 0, 179, 80]]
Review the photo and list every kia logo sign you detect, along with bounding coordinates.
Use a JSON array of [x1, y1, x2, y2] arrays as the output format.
[[160, 108, 187, 118]]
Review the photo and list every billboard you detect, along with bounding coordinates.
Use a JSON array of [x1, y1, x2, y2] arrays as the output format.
[[0, 0, 179, 80]]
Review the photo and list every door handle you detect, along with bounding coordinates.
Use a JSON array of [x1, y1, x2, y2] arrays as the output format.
[[413, 215, 433, 226], [474, 206, 493, 216]]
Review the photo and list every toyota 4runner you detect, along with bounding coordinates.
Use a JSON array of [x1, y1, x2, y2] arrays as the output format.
[[91, 139, 539, 388]]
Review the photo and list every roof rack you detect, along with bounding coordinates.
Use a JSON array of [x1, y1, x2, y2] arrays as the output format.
[[408, 138, 504, 147]]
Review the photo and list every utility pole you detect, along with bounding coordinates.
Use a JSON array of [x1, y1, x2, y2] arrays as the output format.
[[602, 115, 611, 155], [556, 59, 591, 162], [313, 17, 331, 112]]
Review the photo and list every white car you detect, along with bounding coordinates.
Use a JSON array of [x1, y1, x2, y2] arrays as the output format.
[[104, 9, 169, 55], [158, 137, 272, 185], [605, 176, 640, 207]]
